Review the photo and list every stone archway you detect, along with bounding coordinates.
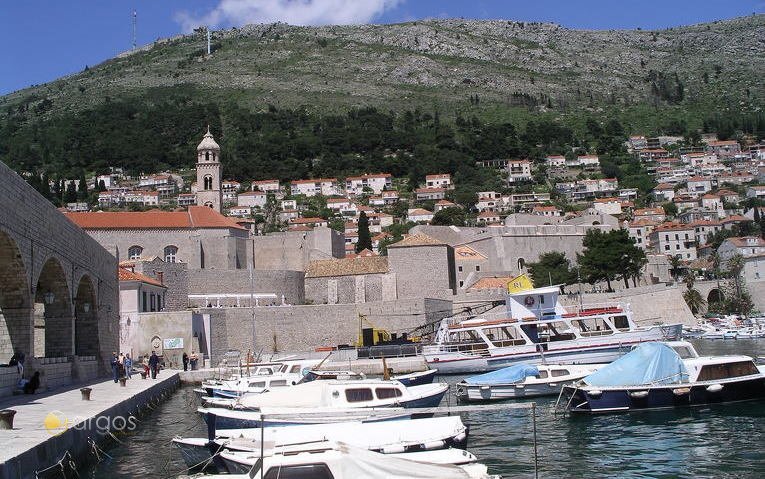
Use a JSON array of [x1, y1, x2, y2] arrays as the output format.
[[0, 230, 31, 361], [74, 275, 99, 356], [707, 288, 724, 305], [34, 257, 72, 358]]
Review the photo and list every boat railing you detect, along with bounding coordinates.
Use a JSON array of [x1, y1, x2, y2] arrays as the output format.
[[424, 341, 492, 356]]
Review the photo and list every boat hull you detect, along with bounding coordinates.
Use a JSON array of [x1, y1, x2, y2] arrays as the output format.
[[394, 369, 438, 387], [563, 376, 765, 414], [457, 382, 564, 401]]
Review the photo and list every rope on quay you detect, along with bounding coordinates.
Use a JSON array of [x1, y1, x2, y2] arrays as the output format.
[[88, 437, 113, 462], [35, 450, 79, 479], [159, 439, 228, 479]]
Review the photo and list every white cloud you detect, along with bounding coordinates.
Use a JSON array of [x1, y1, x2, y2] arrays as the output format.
[[175, 0, 403, 32]]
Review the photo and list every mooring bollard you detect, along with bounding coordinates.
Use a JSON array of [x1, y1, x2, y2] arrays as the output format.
[[80, 387, 92, 401], [119, 377, 127, 387], [0, 409, 17, 429]]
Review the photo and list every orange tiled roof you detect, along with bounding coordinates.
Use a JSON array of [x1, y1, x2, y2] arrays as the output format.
[[468, 276, 513, 290], [118, 267, 166, 288], [65, 206, 245, 230]]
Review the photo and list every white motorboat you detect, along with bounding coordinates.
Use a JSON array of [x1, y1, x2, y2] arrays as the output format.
[[173, 416, 469, 470], [198, 358, 322, 397], [178, 441, 500, 479], [722, 329, 739, 340], [218, 446, 479, 474], [456, 363, 604, 401], [424, 285, 682, 373]]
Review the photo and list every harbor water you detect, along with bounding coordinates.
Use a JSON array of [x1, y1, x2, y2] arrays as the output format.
[[82, 339, 765, 478]]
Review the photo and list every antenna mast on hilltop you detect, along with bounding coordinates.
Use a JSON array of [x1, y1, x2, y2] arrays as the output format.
[[132, 9, 137, 50]]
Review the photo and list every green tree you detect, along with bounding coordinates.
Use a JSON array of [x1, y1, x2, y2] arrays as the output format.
[[682, 271, 706, 315], [64, 180, 77, 203], [661, 202, 678, 218], [431, 207, 465, 226], [577, 229, 645, 292], [77, 174, 88, 201], [528, 252, 577, 287], [356, 211, 372, 253], [668, 255, 684, 281]]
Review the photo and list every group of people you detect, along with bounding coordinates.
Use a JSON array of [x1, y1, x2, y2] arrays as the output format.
[[110, 352, 134, 382], [181, 351, 200, 371]]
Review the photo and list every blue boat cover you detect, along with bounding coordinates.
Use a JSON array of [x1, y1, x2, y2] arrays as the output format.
[[464, 363, 539, 385], [583, 342, 689, 387]]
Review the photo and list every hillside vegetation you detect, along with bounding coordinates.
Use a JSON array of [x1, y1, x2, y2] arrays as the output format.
[[0, 15, 763, 180]]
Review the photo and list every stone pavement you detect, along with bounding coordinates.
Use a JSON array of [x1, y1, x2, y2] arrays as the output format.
[[0, 373, 179, 479]]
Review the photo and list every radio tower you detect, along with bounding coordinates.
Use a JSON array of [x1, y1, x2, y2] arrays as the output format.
[[132, 9, 137, 50]]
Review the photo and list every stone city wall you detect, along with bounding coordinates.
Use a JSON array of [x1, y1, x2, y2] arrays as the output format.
[[187, 269, 305, 305], [206, 297, 453, 364]]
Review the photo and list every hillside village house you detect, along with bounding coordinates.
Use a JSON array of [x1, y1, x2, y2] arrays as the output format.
[[290, 217, 328, 228], [746, 185, 765, 199], [415, 187, 447, 201], [592, 197, 623, 216], [327, 197, 353, 211], [718, 171, 754, 185], [627, 219, 658, 250], [425, 174, 452, 189], [690, 219, 723, 246], [477, 211, 501, 224], [227, 206, 251, 217], [251, 179, 281, 193], [686, 176, 713, 196], [531, 205, 562, 217], [434, 200, 458, 212], [345, 173, 392, 195], [237, 190, 267, 208], [633, 207, 666, 223], [717, 236, 765, 282], [674, 195, 699, 212], [649, 223, 698, 261], [408, 208, 435, 223], [506, 160, 533, 183], [700, 194, 724, 218], [707, 140, 741, 158], [290, 178, 341, 197], [545, 155, 566, 170], [569, 155, 600, 169], [118, 266, 168, 314]]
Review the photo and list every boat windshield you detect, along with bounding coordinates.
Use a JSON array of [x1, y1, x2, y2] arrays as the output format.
[[247, 458, 263, 479], [572, 317, 613, 337], [671, 345, 697, 359]]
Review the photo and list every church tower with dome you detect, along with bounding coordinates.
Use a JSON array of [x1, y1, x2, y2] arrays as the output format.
[[195, 127, 222, 213]]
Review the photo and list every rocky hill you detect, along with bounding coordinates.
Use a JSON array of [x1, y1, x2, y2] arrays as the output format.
[[2, 15, 763, 118]]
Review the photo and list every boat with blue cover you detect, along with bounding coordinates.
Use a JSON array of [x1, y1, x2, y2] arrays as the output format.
[[560, 341, 765, 414], [456, 363, 603, 401]]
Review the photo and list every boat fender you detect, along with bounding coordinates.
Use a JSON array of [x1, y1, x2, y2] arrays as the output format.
[[672, 387, 691, 396], [629, 390, 649, 399], [423, 440, 445, 450], [381, 444, 406, 454], [587, 389, 603, 398], [480, 385, 491, 391], [516, 384, 525, 389], [453, 432, 467, 443], [548, 383, 558, 388], [706, 384, 724, 393]]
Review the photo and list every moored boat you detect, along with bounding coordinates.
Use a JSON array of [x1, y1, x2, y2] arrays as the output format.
[[456, 362, 604, 401], [560, 341, 765, 414], [392, 369, 438, 387], [423, 285, 681, 374]]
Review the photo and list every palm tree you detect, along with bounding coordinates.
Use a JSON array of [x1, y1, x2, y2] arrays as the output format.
[[682, 271, 706, 315], [668, 255, 683, 282]]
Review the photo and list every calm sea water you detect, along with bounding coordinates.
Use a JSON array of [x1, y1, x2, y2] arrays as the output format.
[[82, 339, 765, 479]]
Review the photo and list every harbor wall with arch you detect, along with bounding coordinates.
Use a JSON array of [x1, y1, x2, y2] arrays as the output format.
[[0, 160, 119, 397]]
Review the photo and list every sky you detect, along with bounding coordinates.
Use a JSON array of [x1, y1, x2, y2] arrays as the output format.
[[1, 0, 762, 95]]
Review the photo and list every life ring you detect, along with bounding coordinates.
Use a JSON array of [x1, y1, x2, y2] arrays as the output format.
[[524, 296, 536, 307]]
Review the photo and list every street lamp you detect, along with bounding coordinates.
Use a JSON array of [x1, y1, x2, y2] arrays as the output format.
[[83, 303, 90, 313], [43, 291, 55, 305]]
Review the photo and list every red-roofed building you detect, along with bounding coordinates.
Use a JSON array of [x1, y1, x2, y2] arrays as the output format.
[[425, 174, 452, 189], [707, 140, 741, 158], [649, 222, 697, 260], [118, 266, 167, 314], [415, 187, 448, 201], [290, 178, 340, 197], [627, 219, 659, 250], [345, 173, 392, 195], [531, 205, 562, 217], [633, 207, 666, 223]]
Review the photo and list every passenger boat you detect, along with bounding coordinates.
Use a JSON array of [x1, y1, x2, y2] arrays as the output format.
[[423, 285, 682, 374], [456, 363, 604, 401], [178, 441, 500, 479], [172, 416, 469, 470], [560, 341, 765, 414]]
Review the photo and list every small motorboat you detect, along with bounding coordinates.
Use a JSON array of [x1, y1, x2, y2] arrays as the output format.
[[391, 369, 438, 387], [198, 405, 417, 429], [456, 363, 604, 401], [178, 441, 500, 479], [560, 341, 765, 414], [173, 416, 469, 470], [722, 329, 739, 340]]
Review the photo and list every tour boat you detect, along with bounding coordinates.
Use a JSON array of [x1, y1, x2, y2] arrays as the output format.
[[456, 362, 604, 401], [172, 416, 469, 470], [423, 285, 682, 374], [560, 341, 765, 414], [178, 441, 500, 479]]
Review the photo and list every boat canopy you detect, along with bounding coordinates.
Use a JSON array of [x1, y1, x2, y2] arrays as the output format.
[[464, 363, 540, 385], [583, 342, 688, 387]]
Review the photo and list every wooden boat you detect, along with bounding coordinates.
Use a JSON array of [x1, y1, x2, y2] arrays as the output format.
[[423, 285, 681, 374], [456, 363, 604, 401], [560, 341, 765, 414]]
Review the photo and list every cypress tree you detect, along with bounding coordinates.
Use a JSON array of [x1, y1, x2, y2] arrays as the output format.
[[65, 180, 77, 203], [356, 211, 372, 253], [77, 174, 88, 200]]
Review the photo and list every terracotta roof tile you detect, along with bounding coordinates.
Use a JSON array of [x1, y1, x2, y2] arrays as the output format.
[[65, 206, 245, 230], [118, 267, 166, 288], [305, 256, 389, 278], [468, 276, 513, 290], [388, 233, 445, 248]]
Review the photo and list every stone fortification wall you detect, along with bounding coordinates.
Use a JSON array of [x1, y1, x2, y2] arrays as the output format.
[[388, 245, 455, 299], [133, 259, 189, 311], [206, 297, 452, 363], [187, 269, 305, 305], [253, 227, 344, 271], [120, 311, 196, 368], [305, 273, 393, 304], [560, 284, 695, 326]]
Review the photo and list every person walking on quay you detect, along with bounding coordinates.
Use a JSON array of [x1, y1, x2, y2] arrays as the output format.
[[118, 352, 126, 378], [182, 352, 189, 371], [149, 351, 159, 379], [190, 351, 199, 371], [110, 351, 119, 383], [124, 353, 133, 379]]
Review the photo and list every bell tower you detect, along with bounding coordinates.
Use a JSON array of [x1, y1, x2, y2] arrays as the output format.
[[195, 126, 222, 213]]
